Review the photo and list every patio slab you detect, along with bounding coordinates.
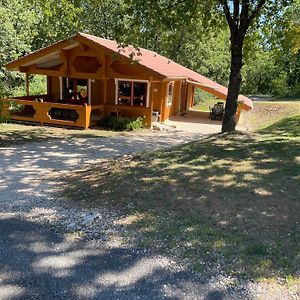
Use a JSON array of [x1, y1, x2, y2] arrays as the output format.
[[164, 110, 222, 134]]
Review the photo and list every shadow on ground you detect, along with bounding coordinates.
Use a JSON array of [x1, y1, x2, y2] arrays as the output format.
[[0, 215, 250, 299], [62, 116, 300, 281]]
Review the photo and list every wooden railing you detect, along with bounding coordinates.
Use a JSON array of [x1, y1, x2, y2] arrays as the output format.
[[1, 98, 104, 129], [1, 97, 152, 129]]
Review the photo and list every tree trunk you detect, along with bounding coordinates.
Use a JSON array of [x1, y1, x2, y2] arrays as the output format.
[[222, 36, 244, 133]]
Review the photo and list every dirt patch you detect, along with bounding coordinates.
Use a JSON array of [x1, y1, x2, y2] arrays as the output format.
[[238, 101, 300, 131]]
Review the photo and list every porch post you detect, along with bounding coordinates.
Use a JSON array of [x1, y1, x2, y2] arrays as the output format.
[[25, 73, 29, 96], [114, 79, 118, 105], [59, 76, 63, 100], [88, 79, 92, 106], [103, 79, 107, 104], [146, 82, 151, 108]]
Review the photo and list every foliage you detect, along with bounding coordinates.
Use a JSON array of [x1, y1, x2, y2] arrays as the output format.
[[0, 99, 10, 123], [80, 0, 130, 41], [0, 0, 37, 96], [193, 89, 221, 111], [103, 115, 144, 131], [29, 0, 83, 49], [0, 0, 299, 100], [125, 116, 145, 131], [12, 75, 47, 97]]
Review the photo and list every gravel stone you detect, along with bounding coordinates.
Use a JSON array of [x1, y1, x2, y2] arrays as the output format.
[[0, 130, 297, 299]]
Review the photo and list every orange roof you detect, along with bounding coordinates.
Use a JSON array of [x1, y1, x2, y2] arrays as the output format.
[[78, 33, 252, 110], [5, 32, 253, 110]]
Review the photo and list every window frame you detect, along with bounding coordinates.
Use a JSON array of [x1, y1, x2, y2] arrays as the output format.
[[60, 77, 92, 105], [115, 78, 150, 108], [167, 81, 174, 106]]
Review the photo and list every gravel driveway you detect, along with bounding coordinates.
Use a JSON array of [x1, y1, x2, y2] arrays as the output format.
[[0, 130, 293, 299]]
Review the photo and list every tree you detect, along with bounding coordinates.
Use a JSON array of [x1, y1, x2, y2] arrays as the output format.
[[218, 0, 267, 132], [125, 0, 291, 132], [80, 0, 130, 41], [29, 0, 83, 50], [0, 0, 37, 96]]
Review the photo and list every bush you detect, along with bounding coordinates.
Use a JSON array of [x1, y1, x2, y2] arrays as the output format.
[[272, 72, 291, 97], [289, 82, 300, 98], [0, 99, 10, 123], [125, 116, 144, 130], [103, 115, 144, 131]]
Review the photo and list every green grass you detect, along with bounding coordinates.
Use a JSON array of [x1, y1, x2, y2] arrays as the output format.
[[193, 98, 225, 112], [0, 123, 117, 147], [192, 88, 224, 112], [62, 114, 300, 282], [239, 101, 300, 131]]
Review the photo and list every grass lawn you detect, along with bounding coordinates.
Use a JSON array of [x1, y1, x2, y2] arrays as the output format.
[[193, 98, 225, 112], [192, 88, 225, 112], [62, 114, 300, 284], [239, 101, 300, 131], [0, 123, 119, 147]]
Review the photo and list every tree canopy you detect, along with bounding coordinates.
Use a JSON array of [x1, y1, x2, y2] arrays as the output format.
[[0, 0, 299, 102]]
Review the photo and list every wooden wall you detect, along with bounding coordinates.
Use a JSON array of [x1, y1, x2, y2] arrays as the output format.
[[186, 84, 194, 109], [151, 82, 162, 112], [160, 80, 188, 122], [91, 80, 104, 105], [23, 41, 202, 125], [106, 79, 116, 105], [48, 76, 60, 100]]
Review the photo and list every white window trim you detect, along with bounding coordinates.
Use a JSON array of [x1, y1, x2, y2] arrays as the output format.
[[114, 78, 150, 108], [167, 81, 174, 106]]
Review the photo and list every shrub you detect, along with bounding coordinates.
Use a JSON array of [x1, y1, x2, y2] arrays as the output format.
[[272, 72, 290, 97], [103, 115, 144, 131], [125, 116, 144, 130], [0, 99, 10, 123]]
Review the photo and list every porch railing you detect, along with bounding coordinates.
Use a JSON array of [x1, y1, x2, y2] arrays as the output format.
[[1, 97, 152, 129], [1, 98, 104, 129]]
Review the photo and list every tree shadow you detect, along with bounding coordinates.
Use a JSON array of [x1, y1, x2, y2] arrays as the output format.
[[61, 119, 300, 282], [0, 215, 251, 299]]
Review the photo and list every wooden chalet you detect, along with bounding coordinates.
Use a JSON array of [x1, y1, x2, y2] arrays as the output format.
[[2, 32, 253, 129]]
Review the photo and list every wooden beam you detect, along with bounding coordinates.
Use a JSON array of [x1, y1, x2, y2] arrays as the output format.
[[59, 77, 63, 100], [25, 68, 63, 77], [19, 66, 29, 73], [5, 37, 78, 70], [25, 73, 30, 96], [88, 79, 92, 105], [60, 49, 70, 76], [103, 79, 107, 104]]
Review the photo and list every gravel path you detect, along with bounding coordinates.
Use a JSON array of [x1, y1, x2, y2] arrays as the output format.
[[0, 130, 297, 299]]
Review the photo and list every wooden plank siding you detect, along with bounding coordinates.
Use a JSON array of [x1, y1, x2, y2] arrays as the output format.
[[4, 33, 235, 129], [3, 37, 196, 128], [49, 76, 60, 100], [160, 80, 187, 122]]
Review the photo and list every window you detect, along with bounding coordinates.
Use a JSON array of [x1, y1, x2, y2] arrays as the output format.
[[62, 78, 89, 104], [116, 79, 148, 107], [167, 82, 174, 105]]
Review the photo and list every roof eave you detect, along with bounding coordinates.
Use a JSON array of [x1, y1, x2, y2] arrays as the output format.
[[4, 34, 80, 71]]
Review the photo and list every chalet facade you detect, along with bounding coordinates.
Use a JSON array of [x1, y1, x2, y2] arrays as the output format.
[[2, 32, 253, 129]]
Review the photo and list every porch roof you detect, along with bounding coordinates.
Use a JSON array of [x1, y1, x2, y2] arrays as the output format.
[[5, 32, 253, 110]]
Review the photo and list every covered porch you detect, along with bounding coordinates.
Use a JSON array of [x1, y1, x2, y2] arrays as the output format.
[[164, 110, 223, 134], [2, 94, 151, 130], [2, 33, 156, 129]]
